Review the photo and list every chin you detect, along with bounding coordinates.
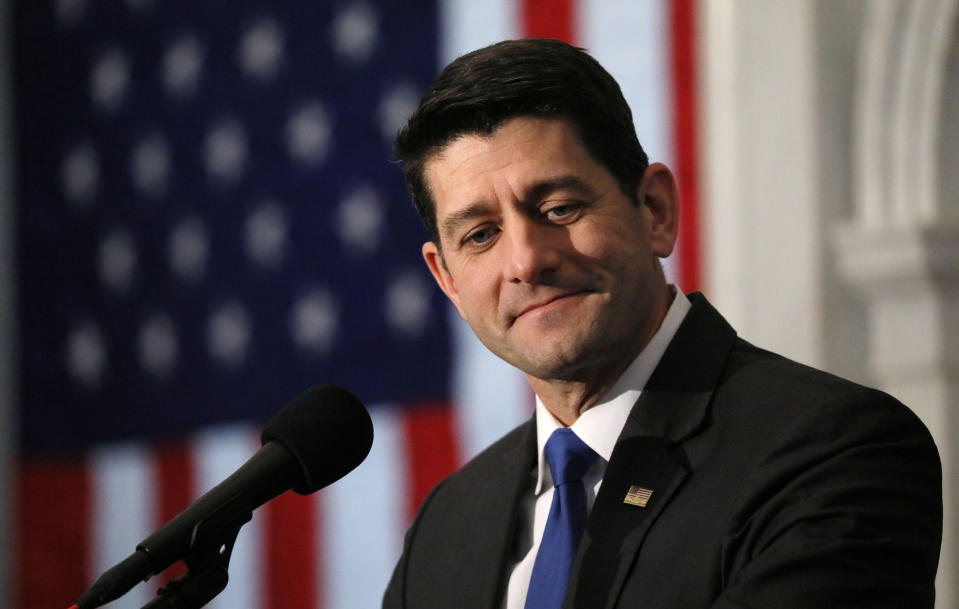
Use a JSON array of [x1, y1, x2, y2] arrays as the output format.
[[512, 345, 593, 381]]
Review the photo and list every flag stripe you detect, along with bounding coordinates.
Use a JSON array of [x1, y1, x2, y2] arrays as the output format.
[[154, 440, 195, 586], [580, 0, 672, 164], [450, 308, 532, 461], [522, 0, 576, 41], [193, 426, 262, 609], [17, 457, 92, 609], [671, 0, 702, 291], [91, 444, 155, 609], [264, 491, 317, 609], [439, 0, 518, 62], [322, 405, 406, 609], [401, 401, 461, 520]]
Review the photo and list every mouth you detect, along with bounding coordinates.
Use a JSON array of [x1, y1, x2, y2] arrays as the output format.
[[512, 291, 589, 324]]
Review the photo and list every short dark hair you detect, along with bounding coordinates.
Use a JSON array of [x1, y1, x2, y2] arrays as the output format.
[[394, 38, 649, 244]]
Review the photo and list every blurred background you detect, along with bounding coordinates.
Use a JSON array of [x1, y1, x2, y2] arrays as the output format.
[[2, 0, 956, 608]]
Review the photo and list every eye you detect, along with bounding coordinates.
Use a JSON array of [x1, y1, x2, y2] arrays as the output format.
[[541, 201, 583, 223], [462, 226, 498, 247]]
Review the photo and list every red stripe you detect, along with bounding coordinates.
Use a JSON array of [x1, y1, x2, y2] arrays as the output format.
[[671, 0, 702, 292], [16, 456, 92, 609], [521, 0, 576, 42], [402, 401, 460, 520], [153, 440, 196, 584], [263, 491, 318, 609]]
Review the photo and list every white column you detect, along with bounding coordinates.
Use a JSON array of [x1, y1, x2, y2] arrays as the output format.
[[700, 0, 823, 366]]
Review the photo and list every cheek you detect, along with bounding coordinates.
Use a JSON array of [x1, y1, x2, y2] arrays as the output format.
[[452, 268, 499, 320], [568, 227, 633, 268]]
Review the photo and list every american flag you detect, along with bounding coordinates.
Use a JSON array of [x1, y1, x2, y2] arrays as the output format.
[[13, 1, 700, 608]]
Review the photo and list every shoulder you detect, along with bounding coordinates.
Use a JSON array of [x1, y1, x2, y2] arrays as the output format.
[[718, 338, 933, 436], [693, 342, 941, 605], [710, 338, 942, 534], [421, 418, 534, 507], [686, 335, 942, 526], [384, 419, 535, 607]]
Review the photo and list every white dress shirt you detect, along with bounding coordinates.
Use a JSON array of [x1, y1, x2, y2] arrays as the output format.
[[503, 288, 691, 609]]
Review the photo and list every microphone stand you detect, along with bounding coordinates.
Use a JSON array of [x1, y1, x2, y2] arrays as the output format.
[[139, 502, 252, 609]]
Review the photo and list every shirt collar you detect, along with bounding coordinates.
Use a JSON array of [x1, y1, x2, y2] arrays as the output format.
[[533, 287, 692, 494]]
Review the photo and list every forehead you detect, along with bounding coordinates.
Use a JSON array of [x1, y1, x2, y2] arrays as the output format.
[[423, 117, 603, 217]]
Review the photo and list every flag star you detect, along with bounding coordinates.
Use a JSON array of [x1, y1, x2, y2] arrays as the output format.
[[207, 301, 251, 369], [386, 271, 431, 338], [163, 34, 204, 99], [245, 200, 288, 269], [331, 2, 379, 64], [98, 227, 137, 294], [286, 101, 332, 166], [91, 47, 131, 112], [379, 81, 421, 142], [239, 16, 285, 82], [65, 320, 106, 388], [62, 141, 99, 206], [131, 132, 172, 197], [336, 185, 383, 255], [138, 313, 179, 380], [55, 0, 86, 26], [204, 118, 248, 185], [290, 288, 339, 354], [169, 215, 209, 283]]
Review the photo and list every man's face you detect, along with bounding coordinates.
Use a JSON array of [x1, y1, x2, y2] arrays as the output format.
[[421, 117, 678, 383]]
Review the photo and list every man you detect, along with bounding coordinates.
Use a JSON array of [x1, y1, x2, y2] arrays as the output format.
[[383, 39, 942, 609]]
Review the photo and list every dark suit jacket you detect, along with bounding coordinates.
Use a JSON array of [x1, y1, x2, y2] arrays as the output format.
[[383, 293, 942, 609]]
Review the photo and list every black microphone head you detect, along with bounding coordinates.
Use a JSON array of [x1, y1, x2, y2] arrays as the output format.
[[261, 385, 373, 494]]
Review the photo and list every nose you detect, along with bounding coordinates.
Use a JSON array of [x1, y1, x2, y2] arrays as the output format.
[[503, 218, 561, 284]]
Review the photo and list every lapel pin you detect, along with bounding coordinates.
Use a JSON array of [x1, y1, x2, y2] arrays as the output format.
[[624, 485, 654, 508]]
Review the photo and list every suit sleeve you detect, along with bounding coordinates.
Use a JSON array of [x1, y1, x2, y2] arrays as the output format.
[[711, 389, 942, 609]]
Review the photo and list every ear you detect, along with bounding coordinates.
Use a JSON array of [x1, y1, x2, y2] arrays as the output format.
[[422, 241, 467, 319], [637, 162, 680, 258]]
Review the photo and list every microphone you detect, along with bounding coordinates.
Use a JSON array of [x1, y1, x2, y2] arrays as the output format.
[[74, 385, 373, 609]]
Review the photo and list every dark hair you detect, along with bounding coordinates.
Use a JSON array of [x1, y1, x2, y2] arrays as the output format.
[[394, 38, 649, 244]]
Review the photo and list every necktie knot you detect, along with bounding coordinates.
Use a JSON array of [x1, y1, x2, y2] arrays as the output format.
[[544, 428, 597, 487]]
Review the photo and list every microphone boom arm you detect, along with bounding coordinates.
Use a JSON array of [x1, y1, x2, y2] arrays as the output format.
[[139, 506, 249, 609]]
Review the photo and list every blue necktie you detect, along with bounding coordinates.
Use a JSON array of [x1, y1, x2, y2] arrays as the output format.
[[524, 428, 598, 609]]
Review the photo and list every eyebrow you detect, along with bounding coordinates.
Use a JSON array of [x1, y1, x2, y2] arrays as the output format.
[[524, 175, 594, 206], [439, 175, 595, 240], [440, 201, 496, 241]]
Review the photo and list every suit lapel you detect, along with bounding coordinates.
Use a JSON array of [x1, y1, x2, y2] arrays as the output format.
[[568, 431, 689, 609], [566, 293, 738, 609]]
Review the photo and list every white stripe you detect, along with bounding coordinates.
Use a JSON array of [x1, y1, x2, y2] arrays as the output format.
[[449, 305, 531, 460], [322, 403, 406, 609], [91, 442, 155, 609], [581, 0, 673, 166], [580, 0, 679, 282], [192, 424, 263, 609], [439, 0, 519, 63]]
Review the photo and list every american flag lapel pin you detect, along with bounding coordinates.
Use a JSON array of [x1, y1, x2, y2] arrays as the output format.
[[623, 485, 654, 507]]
